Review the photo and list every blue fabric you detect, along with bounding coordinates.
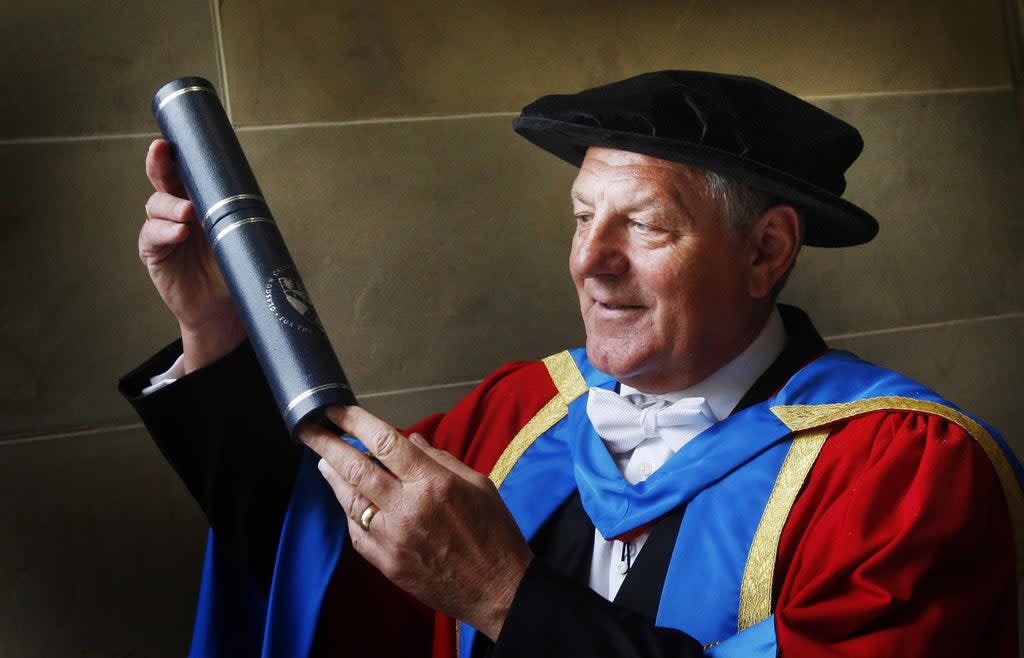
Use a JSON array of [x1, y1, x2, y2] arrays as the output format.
[[189, 532, 267, 657], [656, 435, 790, 643], [189, 446, 351, 658], [260, 449, 346, 658], [565, 349, 798, 645], [705, 616, 777, 657], [572, 382, 794, 542]]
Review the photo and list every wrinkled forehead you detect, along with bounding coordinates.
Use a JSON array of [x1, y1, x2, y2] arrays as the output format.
[[571, 146, 709, 210]]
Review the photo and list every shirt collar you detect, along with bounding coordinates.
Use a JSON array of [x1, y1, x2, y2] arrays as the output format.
[[619, 307, 787, 424]]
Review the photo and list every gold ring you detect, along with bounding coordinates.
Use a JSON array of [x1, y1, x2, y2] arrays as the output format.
[[359, 504, 379, 532]]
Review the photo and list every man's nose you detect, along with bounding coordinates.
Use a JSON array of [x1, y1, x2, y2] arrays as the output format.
[[572, 220, 628, 277]]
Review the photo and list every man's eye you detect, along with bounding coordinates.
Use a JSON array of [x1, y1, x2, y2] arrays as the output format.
[[629, 220, 652, 232], [575, 214, 593, 224]]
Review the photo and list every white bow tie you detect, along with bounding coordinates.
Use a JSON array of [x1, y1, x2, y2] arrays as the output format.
[[586, 386, 718, 454]]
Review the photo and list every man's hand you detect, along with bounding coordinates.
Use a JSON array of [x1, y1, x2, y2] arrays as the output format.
[[298, 406, 534, 642], [140, 139, 246, 372]]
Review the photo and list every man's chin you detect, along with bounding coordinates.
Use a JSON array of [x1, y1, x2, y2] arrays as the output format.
[[584, 337, 651, 381]]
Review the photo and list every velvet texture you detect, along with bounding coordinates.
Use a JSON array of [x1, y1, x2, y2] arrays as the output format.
[[513, 70, 878, 247]]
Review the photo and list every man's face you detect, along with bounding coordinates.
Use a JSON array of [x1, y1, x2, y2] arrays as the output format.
[[569, 147, 763, 393]]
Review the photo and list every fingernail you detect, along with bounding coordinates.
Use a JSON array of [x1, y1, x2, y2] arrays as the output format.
[[409, 433, 428, 448], [317, 458, 329, 475]]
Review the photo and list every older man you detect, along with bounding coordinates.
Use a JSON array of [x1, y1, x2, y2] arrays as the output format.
[[121, 71, 1022, 658]]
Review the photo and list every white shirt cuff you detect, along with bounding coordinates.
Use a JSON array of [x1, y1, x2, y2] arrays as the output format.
[[140, 353, 186, 396]]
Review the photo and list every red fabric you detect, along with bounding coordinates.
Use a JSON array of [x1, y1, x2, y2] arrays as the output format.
[[774, 411, 1018, 657], [315, 360, 1019, 658], [311, 542, 434, 657], [408, 359, 559, 471]]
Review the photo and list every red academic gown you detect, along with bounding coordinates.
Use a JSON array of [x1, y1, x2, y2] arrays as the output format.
[[313, 358, 1019, 657], [121, 308, 1020, 658]]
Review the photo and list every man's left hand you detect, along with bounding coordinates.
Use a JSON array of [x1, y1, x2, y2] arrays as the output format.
[[298, 405, 534, 642]]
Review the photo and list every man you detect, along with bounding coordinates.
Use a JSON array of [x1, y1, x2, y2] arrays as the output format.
[[121, 71, 1023, 657]]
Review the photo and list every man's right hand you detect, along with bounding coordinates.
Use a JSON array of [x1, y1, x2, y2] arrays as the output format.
[[140, 139, 247, 373]]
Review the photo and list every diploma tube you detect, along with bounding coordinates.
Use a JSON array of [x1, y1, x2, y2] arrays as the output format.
[[153, 76, 357, 435]]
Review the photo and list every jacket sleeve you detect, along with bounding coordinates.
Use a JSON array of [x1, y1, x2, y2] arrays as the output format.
[[118, 339, 302, 588], [773, 411, 1018, 657]]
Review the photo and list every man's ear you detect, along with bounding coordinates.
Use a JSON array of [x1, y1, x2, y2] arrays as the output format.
[[747, 204, 802, 299]]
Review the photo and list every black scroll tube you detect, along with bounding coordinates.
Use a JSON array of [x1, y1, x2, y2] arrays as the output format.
[[152, 76, 357, 435]]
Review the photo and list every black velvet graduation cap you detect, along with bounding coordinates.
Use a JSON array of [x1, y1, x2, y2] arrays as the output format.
[[513, 70, 878, 247]]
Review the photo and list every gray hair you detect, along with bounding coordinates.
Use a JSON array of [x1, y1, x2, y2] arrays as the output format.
[[695, 168, 801, 297], [699, 169, 776, 232]]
